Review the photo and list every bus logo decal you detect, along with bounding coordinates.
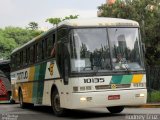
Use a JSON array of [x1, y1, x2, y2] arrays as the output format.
[[111, 84, 117, 89], [48, 63, 54, 76]]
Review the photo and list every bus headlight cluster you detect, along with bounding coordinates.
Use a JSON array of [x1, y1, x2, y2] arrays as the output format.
[[135, 93, 145, 97], [133, 83, 146, 87], [80, 97, 92, 102], [73, 86, 92, 92]]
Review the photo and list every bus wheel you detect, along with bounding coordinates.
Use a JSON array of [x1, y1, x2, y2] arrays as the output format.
[[51, 90, 66, 117], [19, 90, 28, 108], [10, 99, 15, 104], [19, 90, 34, 108], [107, 106, 124, 114]]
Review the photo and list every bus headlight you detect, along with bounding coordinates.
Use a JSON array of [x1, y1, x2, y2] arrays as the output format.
[[80, 97, 92, 102], [80, 97, 87, 102], [135, 93, 145, 97]]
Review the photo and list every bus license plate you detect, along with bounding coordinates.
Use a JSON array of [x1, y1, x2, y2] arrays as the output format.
[[108, 95, 120, 100]]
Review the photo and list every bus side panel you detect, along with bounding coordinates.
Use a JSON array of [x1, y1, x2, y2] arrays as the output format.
[[42, 61, 62, 105]]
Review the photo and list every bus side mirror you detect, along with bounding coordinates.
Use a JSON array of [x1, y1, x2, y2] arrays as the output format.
[[64, 59, 69, 85], [63, 43, 69, 85], [142, 43, 146, 53]]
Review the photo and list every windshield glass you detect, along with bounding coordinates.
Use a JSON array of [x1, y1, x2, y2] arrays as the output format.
[[108, 28, 144, 70], [69, 28, 111, 72]]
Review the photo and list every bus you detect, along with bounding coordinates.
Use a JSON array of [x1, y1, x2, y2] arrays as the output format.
[[0, 60, 11, 103], [11, 18, 147, 116]]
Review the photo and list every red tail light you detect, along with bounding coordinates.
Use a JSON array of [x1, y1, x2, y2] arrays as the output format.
[[0, 79, 7, 96]]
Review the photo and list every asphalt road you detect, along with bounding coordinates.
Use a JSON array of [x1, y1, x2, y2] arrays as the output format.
[[0, 104, 160, 120]]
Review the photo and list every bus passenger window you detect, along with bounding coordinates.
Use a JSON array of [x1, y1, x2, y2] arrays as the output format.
[[48, 34, 55, 57], [17, 53, 20, 68], [37, 42, 41, 61], [44, 39, 47, 58], [20, 51, 23, 67], [42, 39, 47, 59], [42, 40, 44, 59], [23, 50, 26, 66], [34, 43, 38, 62], [11, 55, 15, 70], [57, 28, 68, 40], [30, 46, 34, 64], [25, 48, 28, 65], [27, 47, 30, 64]]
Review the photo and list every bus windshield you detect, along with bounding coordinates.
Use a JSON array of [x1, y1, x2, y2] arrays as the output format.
[[108, 28, 144, 71], [69, 28, 144, 73]]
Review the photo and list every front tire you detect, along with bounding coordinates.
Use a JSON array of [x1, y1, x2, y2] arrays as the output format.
[[51, 90, 66, 117], [107, 106, 124, 114]]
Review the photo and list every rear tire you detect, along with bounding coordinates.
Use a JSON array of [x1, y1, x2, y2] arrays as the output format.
[[51, 89, 66, 117], [19, 89, 26, 108], [19, 90, 34, 108], [10, 99, 15, 104], [107, 106, 124, 114]]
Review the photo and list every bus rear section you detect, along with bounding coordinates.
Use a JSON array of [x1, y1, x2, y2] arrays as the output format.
[[0, 60, 11, 103]]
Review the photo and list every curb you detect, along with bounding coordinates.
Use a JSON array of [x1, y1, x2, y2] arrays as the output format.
[[126, 104, 160, 108]]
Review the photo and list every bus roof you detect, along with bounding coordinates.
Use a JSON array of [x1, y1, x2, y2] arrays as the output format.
[[11, 17, 139, 54], [59, 17, 139, 27]]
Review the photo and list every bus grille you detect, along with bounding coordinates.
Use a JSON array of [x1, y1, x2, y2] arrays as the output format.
[[95, 84, 131, 90]]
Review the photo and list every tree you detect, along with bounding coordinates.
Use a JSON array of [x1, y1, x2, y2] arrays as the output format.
[[98, 0, 160, 65], [27, 22, 39, 30], [46, 15, 79, 26], [62, 15, 79, 21], [0, 27, 43, 59], [45, 18, 62, 26]]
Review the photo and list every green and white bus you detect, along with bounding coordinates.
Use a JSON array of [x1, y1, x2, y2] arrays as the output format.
[[11, 18, 147, 116]]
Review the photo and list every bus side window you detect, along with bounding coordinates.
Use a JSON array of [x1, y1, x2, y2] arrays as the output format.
[[23, 50, 26, 66], [20, 51, 23, 67], [15, 54, 17, 69], [45, 38, 47, 58], [11, 55, 15, 70], [48, 34, 55, 58], [34, 43, 38, 62], [17, 53, 20, 68], [42, 39, 47, 59], [38, 42, 42, 61], [27, 47, 30, 64], [26, 48, 28, 65], [57, 28, 68, 41], [42, 40, 44, 59], [30, 46, 34, 64]]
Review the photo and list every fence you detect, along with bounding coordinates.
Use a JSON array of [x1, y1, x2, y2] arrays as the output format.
[[146, 66, 160, 103]]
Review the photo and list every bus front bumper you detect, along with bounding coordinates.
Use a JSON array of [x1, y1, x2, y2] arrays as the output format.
[[64, 88, 147, 109]]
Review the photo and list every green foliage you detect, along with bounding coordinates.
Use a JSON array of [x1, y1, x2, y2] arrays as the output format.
[[46, 15, 79, 26], [45, 18, 61, 26], [0, 26, 43, 59], [27, 22, 39, 30], [62, 15, 79, 21], [98, 0, 160, 65], [148, 91, 160, 103]]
